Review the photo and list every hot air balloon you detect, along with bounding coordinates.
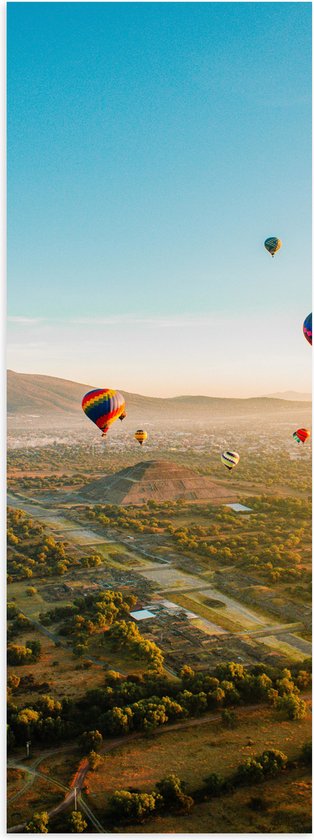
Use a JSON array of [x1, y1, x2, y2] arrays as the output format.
[[293, 428, 311, 444], [303, 313, 312, 346], [264, 237, 282, 257], [135, 429, 148, 446], [82, 389, 126, 436], [221, 451, 240, 471]]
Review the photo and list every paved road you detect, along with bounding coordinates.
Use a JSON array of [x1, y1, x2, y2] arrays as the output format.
[[7, 490, 310, 663]]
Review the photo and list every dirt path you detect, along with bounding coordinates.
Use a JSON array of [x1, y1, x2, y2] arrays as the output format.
[[7, 490, 311, 661], [7, 693, 312, 833]]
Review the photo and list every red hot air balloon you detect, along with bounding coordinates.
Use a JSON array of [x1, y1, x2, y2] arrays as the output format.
[[293, 428, 311, 444]]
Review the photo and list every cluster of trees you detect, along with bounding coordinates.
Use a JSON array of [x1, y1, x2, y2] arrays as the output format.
[[109, 773, 193, 825], [8, 659, 310, 753], [7, 442, 113, 477], [109, 620, 164, 671], [105, 739, 305, 827], [8, 672, 49, 696], [268, 667, 309, 720], [80, 492, 311, 596], [19, 735, 313, 832], [7, 508, 78, 581], [38, 590, 163, 668], [204, 451, 311, 495], [25, 809, 88, 834], [7, 639, 41, 666], [169, 496, 311, 590]]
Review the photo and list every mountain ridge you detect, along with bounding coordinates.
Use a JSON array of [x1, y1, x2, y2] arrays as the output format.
[[7, 370, 311, 419]]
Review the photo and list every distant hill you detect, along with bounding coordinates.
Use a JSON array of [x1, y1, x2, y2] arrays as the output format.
[[79, 459, 237, 505], [7, 370, 311, 422], [264, 391, 311, 402]]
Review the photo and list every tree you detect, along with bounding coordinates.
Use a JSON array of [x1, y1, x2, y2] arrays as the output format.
[[259, 749, 287, 776], [68, 811, 88, 832], [234, 757, 264, 785], [26, 586, 37, 597], [88, 751, 103, 771], [221, 709, 237, 729], [300, 741, 312, 765], [80, 729, 103, 752], [7, 643, 33, 665], [7, 674, 20, 692], [203, 773, 224, 796], [25, 811, 49, 833], [156, 774, 194, 813], [108, 790, 160, 824], [276, 693, 307, 720]]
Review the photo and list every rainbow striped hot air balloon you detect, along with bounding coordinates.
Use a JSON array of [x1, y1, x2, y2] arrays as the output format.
[[221, 451, 240, 472], [303, 313, 312, 346], [293, 428, 311, 444], [264, 236, 282, 257], [82, 388, 126, 436], [135, 429, 148, 446]]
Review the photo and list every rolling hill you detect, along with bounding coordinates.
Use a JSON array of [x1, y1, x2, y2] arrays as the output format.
[[7, 369, 311, 422]]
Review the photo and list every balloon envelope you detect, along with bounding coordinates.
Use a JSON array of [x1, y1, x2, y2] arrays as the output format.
[[264, 237, 282, 257], [303, 313, 312, 346], [221, 451, 240, 471], [293, 428, 311, 444], [135, 429, 148, 445], [82, 389, 126, 436]]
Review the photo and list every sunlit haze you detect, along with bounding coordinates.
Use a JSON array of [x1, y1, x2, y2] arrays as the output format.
[[7, 2, 311, 397]]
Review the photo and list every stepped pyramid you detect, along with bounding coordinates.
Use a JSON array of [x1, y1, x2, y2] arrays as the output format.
[[80, 460, 238, 505]]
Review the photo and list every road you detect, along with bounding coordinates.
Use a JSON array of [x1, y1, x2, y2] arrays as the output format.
[[8, 692, 311, 834], [5, 701, 266, 833], [7, 489, 310, 661]]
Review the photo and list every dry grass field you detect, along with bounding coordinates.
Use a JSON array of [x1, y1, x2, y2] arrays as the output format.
[[85, 702, 312, 812], [7, 629, 107, 703], [7, 776, 64, 827], [124, 769, 312, 834]]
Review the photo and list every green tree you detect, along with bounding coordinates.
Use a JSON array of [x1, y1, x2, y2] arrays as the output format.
[[156, 774, 194, 814], [80, 729, 103, 752], [108, 790, 160, 824], [221, 709, 237, 729], [276, 693, 307, 720], [203, 772, 224, 796], [300, 741, 312, 765]]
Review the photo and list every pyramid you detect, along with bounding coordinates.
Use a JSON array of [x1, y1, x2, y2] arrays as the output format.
[[80, 460, 238, 505]]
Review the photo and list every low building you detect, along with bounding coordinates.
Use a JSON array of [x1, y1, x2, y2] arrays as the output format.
[[130, 608, 156, 621]]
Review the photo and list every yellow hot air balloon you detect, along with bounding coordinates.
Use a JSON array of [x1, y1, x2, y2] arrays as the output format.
[[135, 429, 148, 446], [221, 451, 240, 471]]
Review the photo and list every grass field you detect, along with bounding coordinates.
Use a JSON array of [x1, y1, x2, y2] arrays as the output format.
[[7, 776, 64, 827], [123, 768, 312, 834], [85, 702, 312, 812], [7, 767, 29, 799], [165, 591, 248, 633], [8, 628, 107, 703]]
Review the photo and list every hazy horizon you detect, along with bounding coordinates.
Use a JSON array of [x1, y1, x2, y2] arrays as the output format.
[[7, 366, 312, 402], [7, 3, 311, 397]]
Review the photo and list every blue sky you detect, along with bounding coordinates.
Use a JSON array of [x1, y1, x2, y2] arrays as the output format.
[[7, 2, 312, 396]]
